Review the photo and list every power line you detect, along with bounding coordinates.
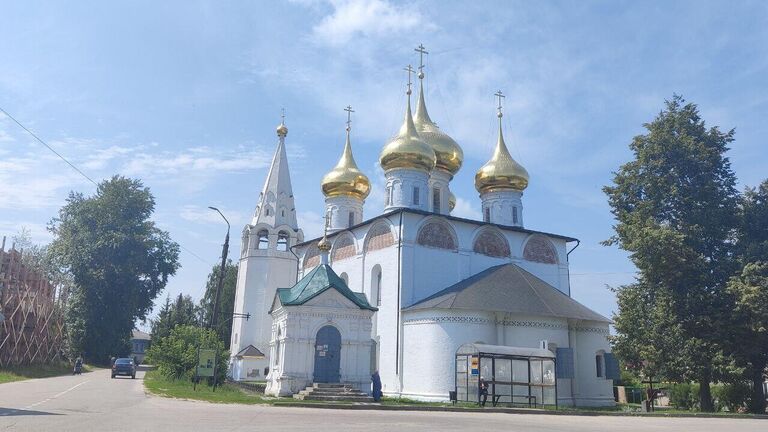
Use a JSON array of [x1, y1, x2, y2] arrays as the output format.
[[0, 106, 211, 265]]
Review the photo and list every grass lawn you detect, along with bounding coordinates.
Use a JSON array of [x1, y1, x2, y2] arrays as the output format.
[[0, 362, 92, 384], [144, 371, 274, 404]]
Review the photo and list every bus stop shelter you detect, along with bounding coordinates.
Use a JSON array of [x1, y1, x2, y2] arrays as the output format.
[[455, 343, 557, 407]]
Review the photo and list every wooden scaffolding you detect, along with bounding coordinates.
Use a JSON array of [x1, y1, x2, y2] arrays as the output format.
[[0, 236, 66, 367]]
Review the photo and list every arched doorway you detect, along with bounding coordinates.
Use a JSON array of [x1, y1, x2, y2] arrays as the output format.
[[313, 325, 341, 383]]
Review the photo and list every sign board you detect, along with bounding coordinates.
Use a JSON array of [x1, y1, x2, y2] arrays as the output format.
[[470, 355, 479, 376], [197, 349, 217, 377]]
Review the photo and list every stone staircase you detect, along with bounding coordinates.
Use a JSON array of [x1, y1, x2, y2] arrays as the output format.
[[293, 383, 374, 402]]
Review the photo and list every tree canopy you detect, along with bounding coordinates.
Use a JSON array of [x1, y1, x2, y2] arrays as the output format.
[[50, 176, 180, 363], [151, 294, 200, 342], [198, 260, 238, 349]]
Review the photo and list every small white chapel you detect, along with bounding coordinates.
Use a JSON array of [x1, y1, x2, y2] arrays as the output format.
[[228, 45, 618, 407]]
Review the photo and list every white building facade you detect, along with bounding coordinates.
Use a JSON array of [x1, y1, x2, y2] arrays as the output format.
[[230, 49, 617, 407]]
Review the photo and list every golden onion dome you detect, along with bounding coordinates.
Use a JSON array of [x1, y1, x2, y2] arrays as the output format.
[[379, 91, 436, 173], [475, 113, 529, 194], [414, 80, 463, 176], [321, 129, 371, 200], [318, 233, 331, 252], [448, 191, 456, 212], [276, 121, 288, 137]]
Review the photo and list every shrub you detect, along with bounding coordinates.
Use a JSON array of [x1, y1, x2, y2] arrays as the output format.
[[145, 325, 228, 383], [712, 382, 751, 412], [669, 383, 700, 410]]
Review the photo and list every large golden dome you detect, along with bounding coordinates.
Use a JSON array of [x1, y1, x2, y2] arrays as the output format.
[[379, 93, 436, 173], [322, 130, 371, 200], [475, 114, 529, 194], [414, 81, 463, 176]]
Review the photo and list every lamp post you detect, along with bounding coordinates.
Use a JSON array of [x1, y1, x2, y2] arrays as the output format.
[[207, 206, 230, 331]]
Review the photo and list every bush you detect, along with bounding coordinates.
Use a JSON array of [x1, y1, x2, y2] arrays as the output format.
[[712, 382, 751, 412], [145, 325, 228, 383], [669, 383, 700, 410]]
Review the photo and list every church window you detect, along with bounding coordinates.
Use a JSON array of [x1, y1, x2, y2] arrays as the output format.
[[416, 220, 457, 251], [364, 223, 395, 252], [371, 265, 382, 306], [413, 187, 420, 205], [595, 351, 605, 378], [331, 234, 356, 262], [523, 235, 558, 264], [265, 208, 270, 216], [281, 209, 285, 217], [257, 230, 269, 249], [432, 188, 440, 212], [513, 207, 518, 225], [484, 207, 490, 223], [472, 230, 510, 258], [348, 211, 355, 228], [303, 244, 321, 269], [277, 231, 289, 251], [385, 186, 391, 206], [376, 271, 382, 306]]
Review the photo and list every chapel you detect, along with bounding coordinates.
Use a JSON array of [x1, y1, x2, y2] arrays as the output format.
[[228, 46, 618, 407]]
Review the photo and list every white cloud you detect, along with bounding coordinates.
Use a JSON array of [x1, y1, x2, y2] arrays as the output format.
[[451, 196, 481, 221], [312, 0, 428, 46]]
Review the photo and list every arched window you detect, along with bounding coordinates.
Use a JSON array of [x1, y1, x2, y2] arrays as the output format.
[[484, 207, 490, 223], [473, 230, 510, 258], [365, 224, 395, 253], [303, 244, 321, 269], [257, 230, 269, 249], [595, 350, 605, 378], [276, 231, 289, 251], [512, 207, 519, 225], [340, 272, 349, 285], [417, 220, 457, 251], [332, 235, 356, 262], [348, 211, 355, 228], [432, 187, 440, 211], [523, 235, 558, 264], [413, 186, 420, 205], [371, 265, 382, 306]]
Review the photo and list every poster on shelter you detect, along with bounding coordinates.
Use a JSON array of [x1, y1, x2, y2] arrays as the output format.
[[197, 349, 217, 377]]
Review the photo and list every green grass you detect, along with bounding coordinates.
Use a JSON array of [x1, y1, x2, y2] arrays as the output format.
[[0, 362, 92, 384], [144, 371, 274, 404]]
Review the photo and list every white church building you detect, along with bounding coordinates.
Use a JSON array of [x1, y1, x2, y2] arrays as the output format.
[[229, 50, 618, 407]]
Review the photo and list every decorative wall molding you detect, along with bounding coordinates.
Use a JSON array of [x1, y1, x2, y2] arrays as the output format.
[[497, 319, 568, 330], [571, 326, 610, 335], [403, 316, 492, 326]]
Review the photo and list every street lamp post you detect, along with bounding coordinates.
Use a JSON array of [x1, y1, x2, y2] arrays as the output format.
[[207, 206, 230, 331]]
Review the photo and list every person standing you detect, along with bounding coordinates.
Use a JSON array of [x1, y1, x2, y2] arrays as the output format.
[[479, 378, 489, 407], [371, 370, 382, 402]]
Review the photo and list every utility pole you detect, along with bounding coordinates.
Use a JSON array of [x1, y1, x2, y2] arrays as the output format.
[[208, 207, 230, 331]]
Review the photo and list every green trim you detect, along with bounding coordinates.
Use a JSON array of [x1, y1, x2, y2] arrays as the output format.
[[275, 264, 377, 311]]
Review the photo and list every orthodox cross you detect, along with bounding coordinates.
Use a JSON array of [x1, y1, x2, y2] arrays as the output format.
[[494, 90, 505, 114], [415, 44, 428, 78], [281, 107, 286, 124], [404, 65, 415, 95], [344, 105, 354, 131]]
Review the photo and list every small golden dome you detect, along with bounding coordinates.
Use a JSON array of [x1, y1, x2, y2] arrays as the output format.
[[475, 116, 529, 194], [318, 234, 331, 252], [414, 81, 463, 176], [448, 191, 456, 212], [321, 130, 371, 200], [276, 122, 288, 137], [379, 93, 436, 173]]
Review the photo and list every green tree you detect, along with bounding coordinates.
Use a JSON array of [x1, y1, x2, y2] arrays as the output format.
[[145, 324, 228, 383], [198, 260, 238, 348], [150, 294, 200, 341], [604, 95, 740, 411], [49, 176, 180, 364]]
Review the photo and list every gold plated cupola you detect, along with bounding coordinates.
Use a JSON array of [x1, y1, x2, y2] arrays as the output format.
[[379, 65, 436, 173], [475, 91, 530, 194], [321, 106, 371, 200], [413, 45, 463, 176]]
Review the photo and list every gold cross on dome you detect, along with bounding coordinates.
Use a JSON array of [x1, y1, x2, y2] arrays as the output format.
[[415, 44, 429, 77], [344, 105, 354, 130], [494, 90, 505, 115], [280, 107, 286, 124], [404, 65, 415, 94]]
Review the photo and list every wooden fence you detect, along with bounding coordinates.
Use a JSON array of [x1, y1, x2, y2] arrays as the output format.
[[0, 236, 66, 367]]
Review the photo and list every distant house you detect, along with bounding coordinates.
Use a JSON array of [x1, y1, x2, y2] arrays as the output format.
[[131, 330, 151, 363]]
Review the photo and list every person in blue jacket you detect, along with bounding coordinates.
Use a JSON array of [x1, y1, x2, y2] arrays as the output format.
[[371, 370, 382, 402]]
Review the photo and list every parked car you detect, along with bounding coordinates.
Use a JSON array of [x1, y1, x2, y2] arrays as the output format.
[[111, 358, 136, 379]]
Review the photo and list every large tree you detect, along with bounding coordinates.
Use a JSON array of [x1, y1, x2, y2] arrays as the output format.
[[198, 260, 238, 349], [604, 95, 740, 411], [50, 176, 180, 363], [150, 294, 200, 342]]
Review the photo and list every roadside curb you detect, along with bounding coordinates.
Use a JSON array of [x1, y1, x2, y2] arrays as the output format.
[[272, 402, 768, 419]]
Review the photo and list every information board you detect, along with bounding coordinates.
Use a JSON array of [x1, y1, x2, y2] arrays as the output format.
[[197, 349, 217, 377]]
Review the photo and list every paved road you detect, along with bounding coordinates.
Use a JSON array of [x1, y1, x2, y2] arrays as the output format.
[[0, 368, 765, 431]]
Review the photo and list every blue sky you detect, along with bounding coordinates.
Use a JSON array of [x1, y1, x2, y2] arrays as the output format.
[[2, 0, 767, 327]]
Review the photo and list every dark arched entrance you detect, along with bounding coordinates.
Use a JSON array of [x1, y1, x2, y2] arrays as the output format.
[[313, 325, 341, 383]]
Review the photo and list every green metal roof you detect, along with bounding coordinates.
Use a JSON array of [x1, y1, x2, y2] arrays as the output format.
[[274, 264, 377, 311]]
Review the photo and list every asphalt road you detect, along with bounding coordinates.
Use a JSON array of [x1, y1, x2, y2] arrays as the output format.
[[0, 368, 765, 432]]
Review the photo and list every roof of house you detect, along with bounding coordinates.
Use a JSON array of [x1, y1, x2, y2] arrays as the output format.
[[131, 329, 151, 340], [235, 344, 265, 359], [273, 264, 377, 312], [404, 263, 609, 323]]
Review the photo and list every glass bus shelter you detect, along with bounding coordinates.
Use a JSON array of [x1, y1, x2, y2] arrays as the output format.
[[455, 343, 557, 407]]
